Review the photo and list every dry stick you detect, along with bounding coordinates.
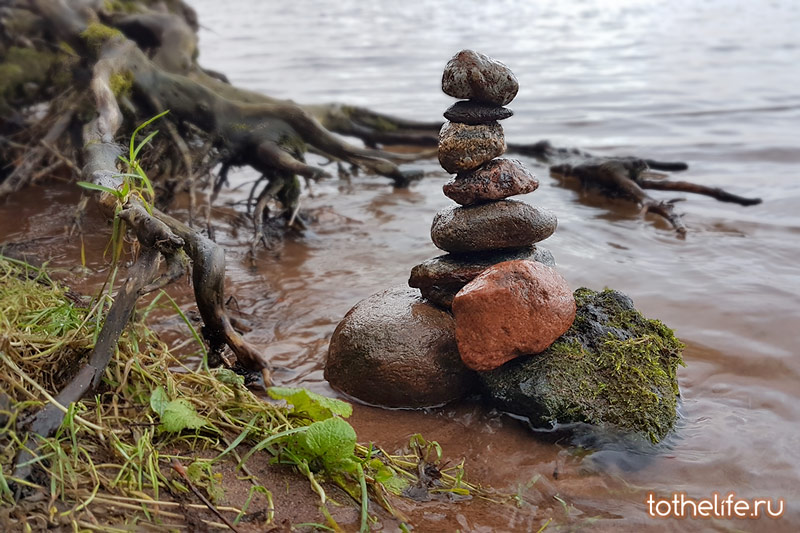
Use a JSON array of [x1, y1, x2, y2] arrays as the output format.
[[40, 139, 82, 176], [637, 178, 762, 206], [643, 200, 687, 235], [83, 35, 270, 377], [30, 160, 64, 181], [0, 104, 76, 196], [171, 458, 242, 533], [547, 158, 753, 234]]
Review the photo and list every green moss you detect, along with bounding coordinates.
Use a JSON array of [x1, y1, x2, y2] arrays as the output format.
[[58, 41, 77, 56], [80, 22, 123, 53], [0, 47, 59, 110], [371, 116, 399, 132], [482, 288, 685, 443], [103, 0, 145, 13], [109, 70, 134, 98], [278, 131, 307, 158]]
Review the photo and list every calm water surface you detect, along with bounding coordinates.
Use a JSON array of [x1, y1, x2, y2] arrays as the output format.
[[189, 0, 800, 530], [5, 0, 800, 530]]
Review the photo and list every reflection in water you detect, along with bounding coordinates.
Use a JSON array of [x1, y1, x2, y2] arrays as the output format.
[[2, 0, 799, 529]]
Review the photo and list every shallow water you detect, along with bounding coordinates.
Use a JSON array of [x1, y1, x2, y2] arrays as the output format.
[[5, 0, 800, 530]]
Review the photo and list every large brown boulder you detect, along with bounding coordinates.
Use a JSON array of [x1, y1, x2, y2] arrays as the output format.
[[452, 260, 576, 371], [324, 287, 477, 408]]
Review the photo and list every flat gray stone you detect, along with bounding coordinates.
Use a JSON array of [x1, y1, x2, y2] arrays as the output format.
[[431, 200, 557, 253], [410, 246, 556, 309], [444, 100, 513, 125]]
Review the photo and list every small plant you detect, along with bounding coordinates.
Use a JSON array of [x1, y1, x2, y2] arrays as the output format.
[[76, 110, 168, 263]]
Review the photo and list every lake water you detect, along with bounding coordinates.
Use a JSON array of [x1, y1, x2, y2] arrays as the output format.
[[188, 0, 800, 530], [4, 0, 799, 530]]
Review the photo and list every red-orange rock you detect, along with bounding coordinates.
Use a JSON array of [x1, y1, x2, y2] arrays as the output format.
[[452, 260, 576, 371]]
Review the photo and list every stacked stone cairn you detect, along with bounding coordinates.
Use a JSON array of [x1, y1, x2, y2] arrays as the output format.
[[324, 50, 577, 409], [410, 49, 577, 371]]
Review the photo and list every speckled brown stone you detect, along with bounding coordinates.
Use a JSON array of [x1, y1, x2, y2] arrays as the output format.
[[430, 200, 557, 253], [444, 100, 513, 125], [438, 121, 505, 174], [452, 260, 576, 371], [444, 158, 538, 205], [441, 49, 519, 106]]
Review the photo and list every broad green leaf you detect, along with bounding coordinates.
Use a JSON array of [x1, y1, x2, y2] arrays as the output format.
[[160, 399, 206, 432], [301, 417, 357, 472], [267, 386, 352, 420], [378, 470, 409, 495], [186, 461, 205, 483], [368, 459, 409, 495], [149, 386, 169, 417]]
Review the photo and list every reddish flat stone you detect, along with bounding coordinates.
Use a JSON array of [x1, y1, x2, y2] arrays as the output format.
[[444, 158, 538, 205], [452, 260, 576, 371]]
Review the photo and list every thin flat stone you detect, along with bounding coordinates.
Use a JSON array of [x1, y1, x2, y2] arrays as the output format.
[[430, 200, 557, 253], [438, 121, 505, 174], [441, 49, 519, 106], [444, 158, 538, 205], [444, 100, 513, 125], [410, 247, 556, 309]]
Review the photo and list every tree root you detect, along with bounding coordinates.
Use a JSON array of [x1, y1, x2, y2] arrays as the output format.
[[549, 158, 761, 234], [10, 26, 270, 481], [635, 177, 763, 206]]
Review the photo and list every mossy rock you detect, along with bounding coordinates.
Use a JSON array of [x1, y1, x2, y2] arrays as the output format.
[[80, 22, 123, 53], [480, 288, 684, 443]]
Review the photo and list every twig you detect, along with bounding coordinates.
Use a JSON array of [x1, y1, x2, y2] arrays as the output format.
[[171, 458, 242, 533], [637, 178, 762, 206]]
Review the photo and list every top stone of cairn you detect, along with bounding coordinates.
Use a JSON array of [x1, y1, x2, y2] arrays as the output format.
[[441, 49, 519, 106]]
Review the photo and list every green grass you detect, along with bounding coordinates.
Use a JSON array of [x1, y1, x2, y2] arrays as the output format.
[[0, 255, 497, 530]]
